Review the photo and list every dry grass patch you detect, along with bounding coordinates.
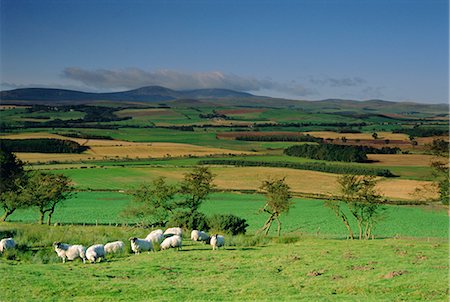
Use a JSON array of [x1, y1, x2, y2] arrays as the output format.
[[367, 154, 442, 167]]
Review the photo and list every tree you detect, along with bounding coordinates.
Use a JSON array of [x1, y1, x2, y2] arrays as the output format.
[[178, 166, 215, 215], [427, 139, 449, 205], [25, 172, 72, 225], [258, 177, 293, 236], [325, 174, 385, 240], [124, 177, 177, 226], [0, 148, 29, 221]]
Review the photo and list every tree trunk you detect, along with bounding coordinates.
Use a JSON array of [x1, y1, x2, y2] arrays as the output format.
[[0, 208, 15, 222], [339, 213, 354, 240], [357, 220, 362, 240], [47, 210, 54, 226], [39, 210, 45, 225], [276, 216, 281, 237]]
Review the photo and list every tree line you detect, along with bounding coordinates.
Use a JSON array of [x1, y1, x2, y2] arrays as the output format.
[[198, 159, 395, 177], [0, 138, 88, 153], [393, 127, 449, 137], [284, 144, 399, 163]]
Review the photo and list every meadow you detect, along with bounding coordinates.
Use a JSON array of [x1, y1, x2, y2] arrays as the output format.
[[6, 192, 448, 238]]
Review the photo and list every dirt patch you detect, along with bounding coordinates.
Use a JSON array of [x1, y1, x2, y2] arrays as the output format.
[[383, 270, 408, 279], [307, 269, 325, 277], [349, 265, 374, 271], [367, 154, 441, 167]]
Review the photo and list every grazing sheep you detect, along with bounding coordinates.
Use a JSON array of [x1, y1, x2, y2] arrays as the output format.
[[104, 241, 125, 254], [210, 234, 225, 250], [53, 242, 86, 263], [191, 230, 210, 243], [129, 237, 153, 254], [145, 229, 164, 243], [0, 238, 15, 252], [160, 235, 182, 251], [164, 227, 183, 237], [86, 244, 106, 263]]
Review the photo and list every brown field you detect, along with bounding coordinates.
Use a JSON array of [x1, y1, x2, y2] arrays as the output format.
[[0, 132, 253, 163], [367, 154, 444, 167], [217, 131, 304, 139], [306, 131, 410, 140], [213, 167, 438, 201], [115, 108, 178, 118], [216, 108, 266, 115]]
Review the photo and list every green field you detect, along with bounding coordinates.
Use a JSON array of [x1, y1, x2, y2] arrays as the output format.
[[6, 192, 448, 238], [0, 223, 447, 301]]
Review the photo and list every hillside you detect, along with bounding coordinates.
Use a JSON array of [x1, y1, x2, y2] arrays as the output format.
[[0, 86, 447, 115]]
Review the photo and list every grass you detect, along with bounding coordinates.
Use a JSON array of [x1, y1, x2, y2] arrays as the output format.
[[5, 192, 448, 238], [0, 222, 447, 301], [40, 164, 437, 201]]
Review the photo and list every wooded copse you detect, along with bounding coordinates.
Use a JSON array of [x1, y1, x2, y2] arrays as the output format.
[[0, 138, 88, 153]]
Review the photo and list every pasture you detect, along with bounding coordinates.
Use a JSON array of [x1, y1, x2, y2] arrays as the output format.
[[6, 192, 448, 238], [42, 165, 438, 201]]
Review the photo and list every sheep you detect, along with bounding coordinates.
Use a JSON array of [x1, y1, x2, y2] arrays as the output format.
[[129, 237, 153, 254], [104, 241, 125, 254], [86, 244, 106, 263], [163, 227, 183, 237], [0, 238, 15, 252], [210, 234, 225, 250], [145, 229, 164, 243], [53, 242, 86, 263], [160, 235, 182, 251], [191, 230, 210, 243]]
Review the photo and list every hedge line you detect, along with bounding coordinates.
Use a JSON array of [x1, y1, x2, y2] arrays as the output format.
[[198, 159, 396, 177]]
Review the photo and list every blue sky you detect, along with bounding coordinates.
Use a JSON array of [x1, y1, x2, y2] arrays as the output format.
[[0, 0, 448, 103]]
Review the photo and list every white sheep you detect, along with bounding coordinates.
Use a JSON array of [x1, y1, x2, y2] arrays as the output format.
[[53, 242, 86, 263], [86, 244, 106, 263], [160, 235, 182, 251], [0, 238, 15, 252], [104, 241, 125, 254], [163, 227, 183, 237], [210, 234, 225, 250], [191, 230, 210, 243], [129, 237, 153, 254], [145, 229, 164, 243]]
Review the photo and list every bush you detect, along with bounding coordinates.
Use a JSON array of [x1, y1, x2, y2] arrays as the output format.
[[168, 211, 209, 231], [207, 214, 249, 235]]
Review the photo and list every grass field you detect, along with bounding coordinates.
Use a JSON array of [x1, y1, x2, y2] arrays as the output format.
[[6, 192, 448, 238], [42, 165, 437, 201]]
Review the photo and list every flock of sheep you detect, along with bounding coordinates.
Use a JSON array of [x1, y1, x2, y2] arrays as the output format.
[[0, 227, 225, 264]]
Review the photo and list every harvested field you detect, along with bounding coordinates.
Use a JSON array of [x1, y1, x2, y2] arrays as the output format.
[[216, 108, 266, 115], [0, 132, 252, 163], [367, 154, 443, 167], [306, 131, 409, 140], [208, 167, 437, 201]]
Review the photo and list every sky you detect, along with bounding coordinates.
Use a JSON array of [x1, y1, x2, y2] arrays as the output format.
[[0, 0, 448, 104]]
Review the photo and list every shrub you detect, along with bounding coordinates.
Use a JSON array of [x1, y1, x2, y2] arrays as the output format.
[[208, 214, 249, 235], [168, 211, 209, 231]]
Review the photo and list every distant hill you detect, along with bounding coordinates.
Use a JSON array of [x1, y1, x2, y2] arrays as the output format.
[[0, 86, 253, 103], [0, 86, 447, 115]]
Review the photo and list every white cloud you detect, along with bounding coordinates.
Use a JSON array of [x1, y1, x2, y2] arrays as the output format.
[[61, 67, 317, 96]]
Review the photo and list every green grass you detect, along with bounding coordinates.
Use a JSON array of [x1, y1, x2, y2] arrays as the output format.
[[0, 222, 447, 301], [5, 192, 448, 238], [32, 153, 435, 181]]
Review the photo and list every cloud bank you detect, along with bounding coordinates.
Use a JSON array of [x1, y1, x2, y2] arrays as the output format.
[[62, 67, 316, 97]]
